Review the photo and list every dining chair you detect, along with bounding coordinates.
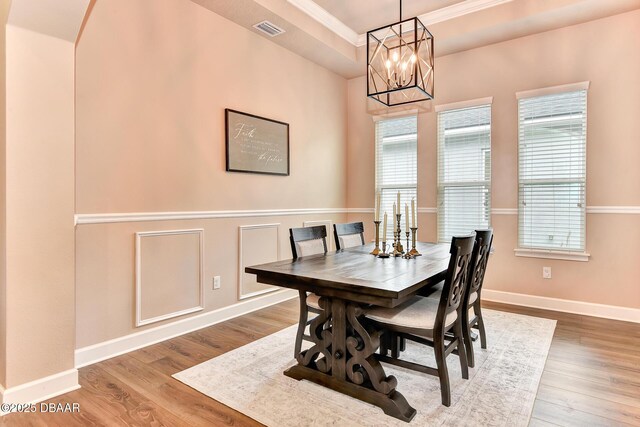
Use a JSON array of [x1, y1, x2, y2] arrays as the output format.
[[364, 235, 475, 406], [289, 225, 327, 359], [423, 229, 493, 367], [460, 229, 493, 368], [333, 222, 365, 250]]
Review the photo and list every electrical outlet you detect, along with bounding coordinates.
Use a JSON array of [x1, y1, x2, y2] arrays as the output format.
[[213, 276, 221, 289], [542, 267, 552, 279]]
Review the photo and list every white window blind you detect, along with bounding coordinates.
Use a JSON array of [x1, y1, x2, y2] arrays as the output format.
[[437, 105, 491, 242], [518, 90, 587, 251], [375, 116, 417, 241]]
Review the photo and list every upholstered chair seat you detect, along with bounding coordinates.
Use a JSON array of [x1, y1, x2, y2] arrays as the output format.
[[468, 291, 478, 305], [306, 293, 320, 310], [366, 296, 457, 336]]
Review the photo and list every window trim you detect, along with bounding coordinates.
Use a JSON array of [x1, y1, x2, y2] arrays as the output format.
[[435, 96, 493, 113], [514, 248, 590, 262], [516, 81, 590, 100], [515, 83, 590, 260]]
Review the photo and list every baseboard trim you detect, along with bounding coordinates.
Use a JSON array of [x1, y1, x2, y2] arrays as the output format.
[[482, 289, 640, 323], [0, 369, 79, 416], [75, 289, 298, 368]]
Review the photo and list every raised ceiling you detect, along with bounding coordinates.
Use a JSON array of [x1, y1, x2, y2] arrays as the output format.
[[313, 0, 464, 34], [195, 0, 640, 79]]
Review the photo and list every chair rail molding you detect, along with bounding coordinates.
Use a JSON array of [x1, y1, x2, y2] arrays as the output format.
[[75, 206, 640, 225], [75, 208, 350, 225], [586, 206, 640, 214]]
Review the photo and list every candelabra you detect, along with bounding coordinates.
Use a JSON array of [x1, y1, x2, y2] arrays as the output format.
[[378, 239, 390, 258], [409, 227, 421, 256], [402, 231, 412, 258], [370, 220, 381, 255], [393, 213, 404, 256]]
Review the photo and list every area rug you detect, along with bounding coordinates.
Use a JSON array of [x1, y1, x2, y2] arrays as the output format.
[[173, 309, 556, 426]]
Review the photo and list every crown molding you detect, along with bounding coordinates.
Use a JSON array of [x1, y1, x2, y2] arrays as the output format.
[[290, 0, 516, 47], [286, 0, 359, 45], [416, 0, 515, 27]]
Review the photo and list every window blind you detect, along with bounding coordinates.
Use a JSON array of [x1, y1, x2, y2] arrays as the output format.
[[375, 116, 417, 241], [518, 90, 587, 251], [437, 105, 491, 242]]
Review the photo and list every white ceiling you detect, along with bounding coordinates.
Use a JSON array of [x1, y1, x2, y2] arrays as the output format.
[[312, 0, 463, 34]]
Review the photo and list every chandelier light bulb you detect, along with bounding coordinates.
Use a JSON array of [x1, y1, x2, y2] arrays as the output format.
[[402, 61, 408, 71], [410, 54, 417, 63], [385, 59, 392, 69], [392, 52, 399, 62]]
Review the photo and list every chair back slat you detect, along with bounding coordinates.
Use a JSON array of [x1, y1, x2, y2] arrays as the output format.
[[333, 222, 365, 250], [468, 229, 493, 297], [436, 235, 475, 330], [289, 226, 328, 259]]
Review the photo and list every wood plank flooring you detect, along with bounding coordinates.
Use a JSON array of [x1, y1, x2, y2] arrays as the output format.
[[1, 299, 639, 426]]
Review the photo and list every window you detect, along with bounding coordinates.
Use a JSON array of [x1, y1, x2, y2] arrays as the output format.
[[375, 116, 417, 241], [517, 89, 587, 254], [437, 105, 491, 242]]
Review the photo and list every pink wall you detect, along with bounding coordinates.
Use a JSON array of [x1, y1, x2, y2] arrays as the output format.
[[75, 0, 347, 213], [74, 0, 348, 347], [347, 10, 640, 310], [73, 1, 639, 351]]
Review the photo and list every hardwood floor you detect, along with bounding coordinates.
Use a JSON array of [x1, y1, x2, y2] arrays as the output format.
[[1, 299, 639, 426]]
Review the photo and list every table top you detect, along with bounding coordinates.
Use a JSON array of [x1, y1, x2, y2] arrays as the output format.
[[245, 242, 451, 307]]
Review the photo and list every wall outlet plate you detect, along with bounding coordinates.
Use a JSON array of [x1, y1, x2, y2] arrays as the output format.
[[213, 276, 221, 289], [543, 267, 552, 279]]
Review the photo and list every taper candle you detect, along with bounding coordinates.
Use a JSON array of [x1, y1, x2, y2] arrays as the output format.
[[375, 191, 381, 221], [411, 198, 416, 228], [393, 202, 396, 218], [383, 211, 388, 239], [405, 203, 409, 231], [397, 191, 401, 209]]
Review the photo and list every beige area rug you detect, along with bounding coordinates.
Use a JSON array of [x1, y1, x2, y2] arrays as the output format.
[[174, 309, 556, 426]]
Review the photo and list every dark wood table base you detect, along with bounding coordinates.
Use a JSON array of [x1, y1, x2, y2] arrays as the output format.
[[285, 297, 417, 423], [284, 365, 416, 422]]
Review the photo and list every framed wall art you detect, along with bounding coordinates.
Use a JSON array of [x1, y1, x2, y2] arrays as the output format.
[[225, 109, 289, 176]]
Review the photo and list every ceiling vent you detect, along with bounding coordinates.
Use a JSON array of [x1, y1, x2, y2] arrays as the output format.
[[253, 20, 286, 37]]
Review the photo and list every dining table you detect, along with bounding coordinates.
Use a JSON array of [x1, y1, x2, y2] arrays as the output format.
[[245, 242, 451, 422]]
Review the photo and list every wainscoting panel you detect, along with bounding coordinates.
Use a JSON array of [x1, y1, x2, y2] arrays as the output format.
[[238, 224, 280, 300], [135, 229, 204, 327], [303, 219, 334, 251]]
